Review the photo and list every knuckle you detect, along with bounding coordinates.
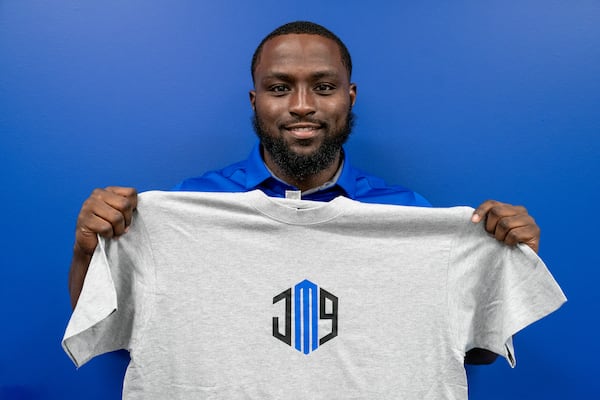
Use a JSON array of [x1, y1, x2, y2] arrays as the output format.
[[79, 199, 92, 213], [110, 209, 126, 225], [531, 224, 541, 237], [522, 215, 539, 232], [488, 206, 501, 217], [528, 215, 538, 227], [77, 208, 94, 225], [91, 188, 105, 198], [506, 230, 520, 244], [498, 218, 511, 230], [509, 205, 527, 216], [98, 224, 113, 237], [120, 197, 134, 212]]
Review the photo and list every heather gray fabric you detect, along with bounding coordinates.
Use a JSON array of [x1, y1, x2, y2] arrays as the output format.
[[62, 190, 566, 399]]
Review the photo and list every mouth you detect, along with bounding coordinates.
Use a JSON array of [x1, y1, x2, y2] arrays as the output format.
[[283, 123, 323, 140]]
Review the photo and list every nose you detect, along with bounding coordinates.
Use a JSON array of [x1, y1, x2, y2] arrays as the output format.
[[288, 87, 316, 118]]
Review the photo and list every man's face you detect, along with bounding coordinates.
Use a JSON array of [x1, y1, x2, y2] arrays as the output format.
[[250, 34, 357, 180]]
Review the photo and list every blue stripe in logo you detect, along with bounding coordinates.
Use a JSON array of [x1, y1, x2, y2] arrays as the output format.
[[294, 279, 319, 354]]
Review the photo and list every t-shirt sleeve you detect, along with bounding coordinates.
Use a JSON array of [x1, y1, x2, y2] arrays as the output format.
[[448, 212, 566, 367], [62, 213, 154, 368]]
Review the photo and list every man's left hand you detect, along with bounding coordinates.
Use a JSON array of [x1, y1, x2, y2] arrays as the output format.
[[471, 200, 540, 253]]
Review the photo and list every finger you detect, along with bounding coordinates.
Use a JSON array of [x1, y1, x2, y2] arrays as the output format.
[[105, 186, 138, 228], [105, 186, 138, 205], [75, 212, 116, 254], [500, 224, 540, 253], [93, 187, 137, 228], [471, 200, 502, 223], [491, 214, 534, 243], [485, 203, 528, 234], [95, 199, 130, 236], [79, 213, 116, 238], [80, 195, 129, 237]]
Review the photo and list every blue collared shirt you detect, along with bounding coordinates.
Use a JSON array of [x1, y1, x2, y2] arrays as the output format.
[[173, 143, 430, 206]]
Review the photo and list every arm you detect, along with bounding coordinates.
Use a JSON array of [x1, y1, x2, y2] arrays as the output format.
[[464, 199, 540, 364], [68, 186, 138, 309]]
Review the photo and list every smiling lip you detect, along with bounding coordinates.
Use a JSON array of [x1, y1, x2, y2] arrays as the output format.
[[284, 123, 322, 139]]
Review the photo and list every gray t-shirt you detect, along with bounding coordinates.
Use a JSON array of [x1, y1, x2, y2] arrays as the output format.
[[63, 190, 566, 400]]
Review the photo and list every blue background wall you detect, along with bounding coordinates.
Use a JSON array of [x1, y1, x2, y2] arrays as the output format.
[[1, 0, 598, 398]]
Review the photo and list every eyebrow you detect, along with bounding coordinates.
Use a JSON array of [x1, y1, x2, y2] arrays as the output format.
[[261, 70, 340, 83]]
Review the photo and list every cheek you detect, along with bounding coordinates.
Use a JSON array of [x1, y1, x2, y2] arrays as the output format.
[[326, 99, 351, 123], [255, 98, 285, 121], [322, 92, 350, 110]]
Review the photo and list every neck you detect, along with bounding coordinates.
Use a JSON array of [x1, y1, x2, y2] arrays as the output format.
[[262, 149, 342, 192]]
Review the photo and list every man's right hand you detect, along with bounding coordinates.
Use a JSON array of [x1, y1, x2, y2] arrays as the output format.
[[69, 186, 138, 308], [74, 187, 138, 255]]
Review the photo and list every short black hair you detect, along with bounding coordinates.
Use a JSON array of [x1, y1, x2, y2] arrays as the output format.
[[251, 21, 353, 84]]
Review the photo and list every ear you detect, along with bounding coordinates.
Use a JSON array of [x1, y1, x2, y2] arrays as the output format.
[[249, 90, 256, 111], [349, 83, 357, 107]]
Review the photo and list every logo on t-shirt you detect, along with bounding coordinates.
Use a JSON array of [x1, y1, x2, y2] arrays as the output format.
[[272, 279, 338, 354]]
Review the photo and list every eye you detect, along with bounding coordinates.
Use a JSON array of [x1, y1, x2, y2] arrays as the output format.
[[314, 83, 336, 93], [269, 84, 290, 94]]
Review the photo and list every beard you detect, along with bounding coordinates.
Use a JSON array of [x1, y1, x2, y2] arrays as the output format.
[[252, 109, 355, 181]]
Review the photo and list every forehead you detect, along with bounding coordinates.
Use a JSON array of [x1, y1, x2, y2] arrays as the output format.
[[255, 34, 346, 79]]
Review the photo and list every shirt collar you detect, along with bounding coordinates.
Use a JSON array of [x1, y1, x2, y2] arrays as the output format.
[[334, 151, 358, 199], [244, 143, 274, 189], [244, 142, 358, 198]]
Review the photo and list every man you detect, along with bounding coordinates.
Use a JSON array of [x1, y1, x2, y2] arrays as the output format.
[[68, 21, 541, 366]]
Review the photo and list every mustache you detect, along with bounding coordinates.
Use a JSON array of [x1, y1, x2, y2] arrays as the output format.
[[278, 117, 328, 129]]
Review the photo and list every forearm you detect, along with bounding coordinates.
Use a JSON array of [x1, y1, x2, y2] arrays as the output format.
[[68, 245, 92, 309]]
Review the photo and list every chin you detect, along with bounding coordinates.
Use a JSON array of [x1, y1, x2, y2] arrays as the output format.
[[287, 145, 322, 158]]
